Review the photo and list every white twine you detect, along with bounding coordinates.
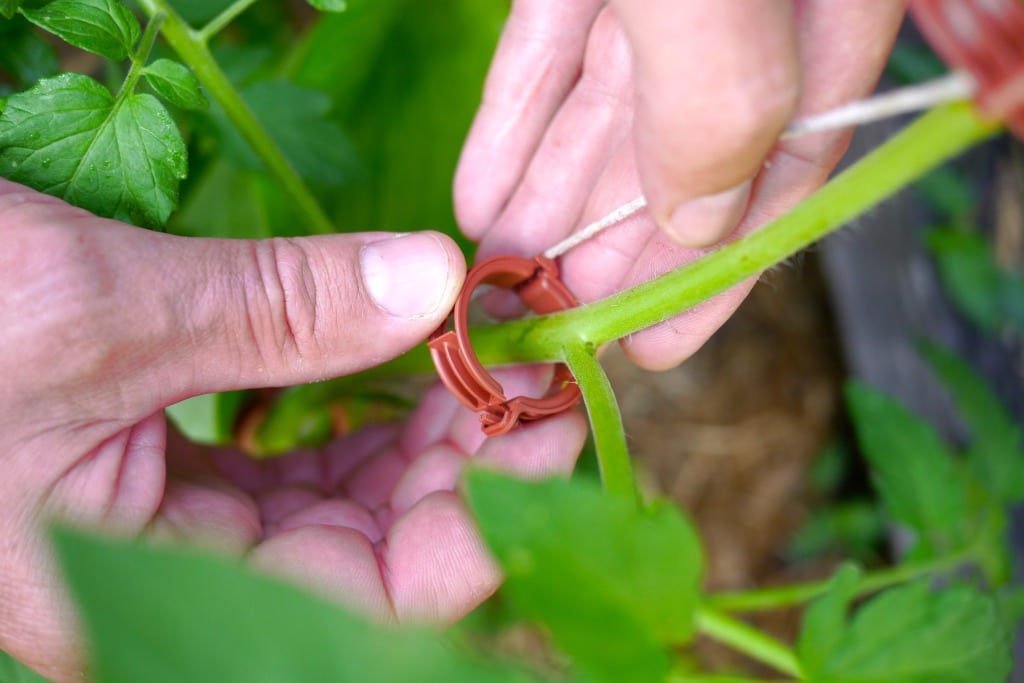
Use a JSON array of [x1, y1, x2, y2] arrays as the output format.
[[541, 71, 976, 260]]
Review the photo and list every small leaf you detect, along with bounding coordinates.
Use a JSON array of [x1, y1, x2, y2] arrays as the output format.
[[922, 342, 1024, 503], [798, 564, 861, 678], [465, 471, 703, 683], [0, 72, 186, 227], [808, 580, 1010, 683], [52, 528, 535, 683], [22, 0, 140, 61], [306, 0, 347, 11], [143, 58, 208, 111], [845, 381, 970, 556], [165, 391, 248, 446]]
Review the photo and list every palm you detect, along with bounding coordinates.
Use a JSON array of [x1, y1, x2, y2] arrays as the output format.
[[153, 368, 586, 623]]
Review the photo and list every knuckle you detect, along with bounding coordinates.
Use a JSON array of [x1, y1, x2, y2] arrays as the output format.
[[247, 238, 324, 369]]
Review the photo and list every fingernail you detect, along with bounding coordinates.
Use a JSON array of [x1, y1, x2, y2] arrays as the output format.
[[665, 180, 752, 247], [360, 233, 452, 318]]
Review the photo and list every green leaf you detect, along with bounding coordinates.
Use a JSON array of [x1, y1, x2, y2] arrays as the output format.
[[921, 342, 1024, 503], [22, 0, 140, 61], [143, 58, 208, 111], [0, 17, 60, 88], [0, 0, 20, 19], [165, 391, 248, 446], [845, 382, 970, 556], [306, 0, 347, 11], [52, 527, 535, 683], [465, 471, 703, 683], [798, 564, 861, 678], [926, 227, 1002, 334], [0, 649, 53, 682], [291, 0, 501, 246], [804, 580, 1010, 683], [207, 80, 357, 186], [914, 167, 975, 223], [0, 72, 186, 227]]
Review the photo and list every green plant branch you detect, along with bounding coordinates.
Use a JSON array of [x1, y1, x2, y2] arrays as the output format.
[[563, 343, 636, 501], [706, 549, 974, 613], [456, 102, 1001, 365], [116, 10, 164, 100], [135, 0, 335, 234], [695, 606, 801, 679], [197, 0, 259, 42]]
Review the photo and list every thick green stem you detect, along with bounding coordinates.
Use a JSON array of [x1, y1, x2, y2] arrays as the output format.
[[136, 0, 335, 234], [461, 102, 1000, 365], [695, 606, 802, 679], [706, 550, 972, 613], [563, 344, 636, 501], [197, 0, 259, 42]]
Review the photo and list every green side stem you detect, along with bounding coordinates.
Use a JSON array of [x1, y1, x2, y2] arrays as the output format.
[[461, 102, 1000, 364], [135, 0, 335, 234], [117, 11, 164, 100], [706, 549, 973, 613], [563, 343, 636, 502], [197, 0, 259, 42], [695, 606, 801, 679]]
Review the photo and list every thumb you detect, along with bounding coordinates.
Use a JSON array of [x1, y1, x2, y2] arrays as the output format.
[[611, 0, 801, 246], [0, 182, 465, 421]]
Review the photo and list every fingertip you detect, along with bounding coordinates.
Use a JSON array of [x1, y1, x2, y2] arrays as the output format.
[[359, 231, 466, 321]]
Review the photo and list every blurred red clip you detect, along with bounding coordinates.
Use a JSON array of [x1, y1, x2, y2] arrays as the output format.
[[912, 0, 1024, 138], [429, 255, 582, 437]]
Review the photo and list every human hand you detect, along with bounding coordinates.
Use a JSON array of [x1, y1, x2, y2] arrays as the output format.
[[455, 1, 906, 370], [0, 181, 587, 682]]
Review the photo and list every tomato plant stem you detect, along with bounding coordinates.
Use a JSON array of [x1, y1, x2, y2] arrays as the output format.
[[197, 0, 259, 42], [706, 550, 973, 613], [563, 343, 636, 501], [136, 0, 335, 234], [695, 606, 802, 679], [116, 11, 164, 101], [464, 102, 1000, 363]]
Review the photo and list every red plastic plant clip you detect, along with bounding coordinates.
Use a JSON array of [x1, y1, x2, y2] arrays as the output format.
[[911, 0, 1024, 138], [428, 255, 583, 437]]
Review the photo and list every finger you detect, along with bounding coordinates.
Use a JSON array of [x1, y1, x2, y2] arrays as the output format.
[[475, 7, 634, 260], [0, 182, 466, 426], [454, 0, 605, 237], [611, 0, 801, 246]]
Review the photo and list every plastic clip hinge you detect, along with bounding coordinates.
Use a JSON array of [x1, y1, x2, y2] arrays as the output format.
[[428, 255, 583, 437]]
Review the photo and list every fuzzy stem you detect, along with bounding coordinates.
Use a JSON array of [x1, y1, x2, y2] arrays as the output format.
[[563, 343, 636, 501], [116, 11, 164, 101], [463, 102, 1000, 364], [695, 606, 802, 679], [135, 0, 335, 234], [197, 0, 260, 43], [706, 550, 973, 613]]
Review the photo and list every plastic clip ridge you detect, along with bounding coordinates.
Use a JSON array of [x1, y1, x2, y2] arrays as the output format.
[[428, 255, 583, 437]]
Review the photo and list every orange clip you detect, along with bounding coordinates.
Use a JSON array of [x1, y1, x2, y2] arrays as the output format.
[[429, 255, 583, 436], [912, 0, 1024, 139]]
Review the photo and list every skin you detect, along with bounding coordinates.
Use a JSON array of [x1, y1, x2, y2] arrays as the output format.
[[455, 0, 907, 370], [0, 180, 587, 681], [4, 2, 907, 678]]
